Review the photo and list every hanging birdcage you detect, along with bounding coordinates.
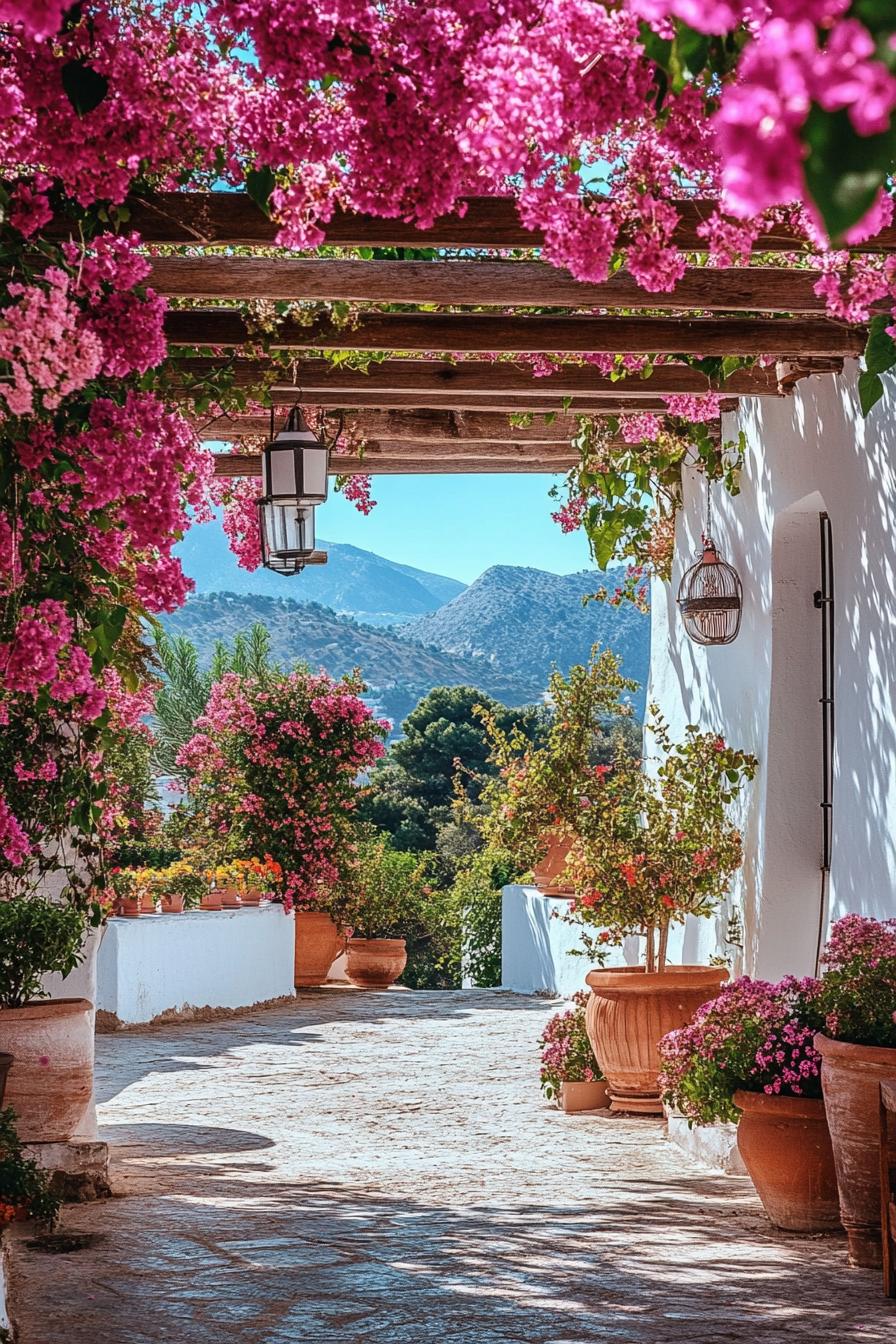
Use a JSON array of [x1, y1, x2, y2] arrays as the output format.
[[677, 536, 743, 645]]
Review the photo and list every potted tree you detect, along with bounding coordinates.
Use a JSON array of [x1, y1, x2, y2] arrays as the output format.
[[340, 833, 428, 989], [566, 714, 757, 1112], [659, 977, 839, 1232], [479, 647, 639, 895], [539, 991, 609, 1113], [812, 915, 896, 1268], [0, 897, 93, 1142]]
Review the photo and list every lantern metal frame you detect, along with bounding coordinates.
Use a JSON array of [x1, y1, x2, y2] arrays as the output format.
[[676, 535, 743, 646]]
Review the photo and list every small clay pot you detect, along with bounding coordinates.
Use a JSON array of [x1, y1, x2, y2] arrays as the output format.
[[141, 891, 158, 914], [733, 1090, 841, 1232], [218, 887, 242, 908], [199, 891, 223, 912], [346, 938, 407, 989], [160, 893, 185, 914], [240, 893, 263, 907], [116, 897, 142, 918], [559, 1080, 610, 1113]]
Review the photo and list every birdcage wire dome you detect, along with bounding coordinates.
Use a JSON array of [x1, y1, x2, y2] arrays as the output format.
[[677, 536, 743, 645]]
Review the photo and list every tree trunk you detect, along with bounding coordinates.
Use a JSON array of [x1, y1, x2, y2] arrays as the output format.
[[645, 924, 656, 973], [657, 921, 670, 973]]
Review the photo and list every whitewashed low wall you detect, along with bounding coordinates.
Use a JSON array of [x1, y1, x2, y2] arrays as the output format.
[[501, 885, 720, 997], [96, 906, 295, 1026]]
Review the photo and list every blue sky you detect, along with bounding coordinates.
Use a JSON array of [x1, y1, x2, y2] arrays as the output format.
[[315, 472, 593, 583]]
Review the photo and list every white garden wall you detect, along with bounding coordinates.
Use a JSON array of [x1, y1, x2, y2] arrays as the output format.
[[650, 359, 896, 979], [96, 906, 295, 1026]]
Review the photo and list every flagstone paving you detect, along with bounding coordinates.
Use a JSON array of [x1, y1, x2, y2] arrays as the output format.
[[6, 988, 893, 1343]]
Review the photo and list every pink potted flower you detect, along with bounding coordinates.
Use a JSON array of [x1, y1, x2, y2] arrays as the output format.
[[539, 991, 608, 1113]]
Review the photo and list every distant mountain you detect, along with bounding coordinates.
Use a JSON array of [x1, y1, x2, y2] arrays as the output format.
[[159, 592, 540, 728], [400, 565, 649, 714], [176, 518, 466, 625]]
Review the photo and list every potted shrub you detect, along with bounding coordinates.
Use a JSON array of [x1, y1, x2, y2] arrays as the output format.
[[212, 862, 242, 908], [479, 648, 638, 895], [138, 867, 162, 914], [160, 861, 206, 914], [340, 834, 429, 989], [232, 857, 278, 907], [659, 977, 839, 1232], [540, 991, 608, 1113], [813, 915, 896, 1267], [109, 867, 142, 918], [0, 898, 93, 1142], [566, 715, 757, 1112]]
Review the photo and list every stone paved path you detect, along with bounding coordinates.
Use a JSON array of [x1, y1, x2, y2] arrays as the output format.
[[7, 989, 893, 1343]]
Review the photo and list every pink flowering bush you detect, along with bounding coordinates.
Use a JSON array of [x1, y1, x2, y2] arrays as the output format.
[[539, 991, 604, 1101], [816, 914, 896, 1048], [659, 977, 825, 1126], [175, 667, 388, 911]]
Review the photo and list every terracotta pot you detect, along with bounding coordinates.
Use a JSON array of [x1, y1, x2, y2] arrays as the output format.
[[733, 1090, 841, 1232], [218, 887, 242, 909], [815, 1033, 896, 1267], [199, 891, 223, 912], [141, 892, 158, 914], [532, 831, 574, 896], [0, 999, 93, 1142], [346, 938, 407, 989], [115, 897, 142, 918], [295, 911, 343, 988], [160, 893, 185, 914], [559, 1079, 610, 1113], [586, 965, 728, 1114], [240, 893, 263, 907]]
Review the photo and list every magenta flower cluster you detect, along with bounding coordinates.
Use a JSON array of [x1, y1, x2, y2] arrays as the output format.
[[539, 990, 603, 1101]]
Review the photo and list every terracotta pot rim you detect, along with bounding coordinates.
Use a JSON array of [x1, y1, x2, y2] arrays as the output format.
[[586, 965, 728, 995], [296, 910, 338, 923], [814, 1032, 896, 1067], [0, 997, 92, 1020], [733, 1088, 826, 1119], [348, 937, 406, 951]]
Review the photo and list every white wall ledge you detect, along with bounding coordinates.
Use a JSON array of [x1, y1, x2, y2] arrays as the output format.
[[96, 906, 295, 1027]]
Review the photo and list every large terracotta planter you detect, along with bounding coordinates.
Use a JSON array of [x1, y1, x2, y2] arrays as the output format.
[[559, 1079, 610, 1113], [0, 999, 94, 1142], [815, 1033, 896, 1267], [586, 965, 728, 1113], [346, 938, 407, 989], [733, 1090, 841, 1232], [295, 911, 343, 988], [532, 832, 574, 896]]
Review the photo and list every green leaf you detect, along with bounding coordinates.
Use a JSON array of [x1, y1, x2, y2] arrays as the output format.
[[61, 59, 109, 115], [245, 166, 277, 217], [858, 369, 885, 416], [802, 104, 894, 241], [862, 313, 896, 375]]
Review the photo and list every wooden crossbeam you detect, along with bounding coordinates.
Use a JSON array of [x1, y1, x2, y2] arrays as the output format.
[[192, 406, 704, 439], [165, 309, 863, 357], [169, 355, 791, 397], [118, 191, 896, 251], [213, 449, 579, 476], [150, 257, 881, 316]]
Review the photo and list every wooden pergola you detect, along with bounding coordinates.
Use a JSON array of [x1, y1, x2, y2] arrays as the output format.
[[131, 191, 871, 477]]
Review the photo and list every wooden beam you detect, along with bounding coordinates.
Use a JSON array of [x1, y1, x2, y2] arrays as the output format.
[[165, 310, 864, 357], [114, 191, 896, 251], [150, 257, 881, 316], [170, 354, 791, 397], [213, 450, 578, 476], [192, 407, 705, 439]]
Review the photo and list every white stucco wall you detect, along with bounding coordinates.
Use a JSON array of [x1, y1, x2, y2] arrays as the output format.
[[500, 885, 724, 995], [96, 906, 295, 1025], [650, 360, 896, 979]]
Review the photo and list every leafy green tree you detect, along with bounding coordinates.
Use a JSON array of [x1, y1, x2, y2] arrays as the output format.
[[358, 686, 543, 852]]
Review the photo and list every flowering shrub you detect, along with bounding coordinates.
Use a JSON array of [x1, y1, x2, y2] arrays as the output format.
[[539, 991, 603, 1101], [564, 712, 757, 971], [0, 898, 85, 1008], [659, 977, 825, 1126], [816, 914, 896, 1048], [176, 667, 388, 911], [479, 647, 638, 871], [0, 1109, 60, 1227], [338, 831, 429, 940]]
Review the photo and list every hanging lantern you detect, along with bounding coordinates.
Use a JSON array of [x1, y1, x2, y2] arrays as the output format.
[[258, 501, 317, 575], [677, 536, 743, 645], [260, 405, 329, 508]]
